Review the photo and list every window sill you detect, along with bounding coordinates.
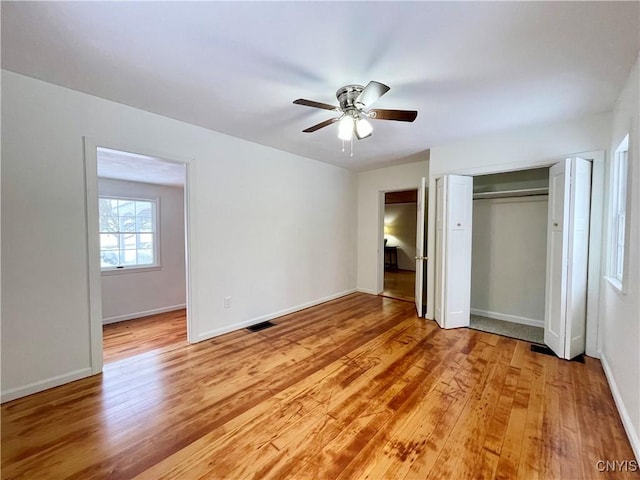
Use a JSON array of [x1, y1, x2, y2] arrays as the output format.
[[605, 276, 627, 295], [101, 265, 161, 276]]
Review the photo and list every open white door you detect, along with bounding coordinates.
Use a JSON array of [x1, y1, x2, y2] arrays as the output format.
[[545, 158, 591, 359], [434, 175, 473, 329], [414, 177, 427, 317]]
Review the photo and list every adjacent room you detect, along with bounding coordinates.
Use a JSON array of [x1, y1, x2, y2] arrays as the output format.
[[382, 189, 418, 302], [2, 2, 639, 478], [97, 147, 188, 363]]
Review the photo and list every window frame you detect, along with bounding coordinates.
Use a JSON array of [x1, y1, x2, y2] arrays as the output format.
[[606, 134, 629, 292], [98, 195, 161, 274]]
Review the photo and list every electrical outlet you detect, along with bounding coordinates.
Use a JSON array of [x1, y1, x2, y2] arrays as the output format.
[[224, 296, 232, 309]]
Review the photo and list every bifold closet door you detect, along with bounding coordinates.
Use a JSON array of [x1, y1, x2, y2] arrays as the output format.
[[544, 157, 591, 360], [434, 175, 473, 329]]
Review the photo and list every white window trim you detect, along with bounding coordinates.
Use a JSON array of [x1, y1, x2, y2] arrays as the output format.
[[99, 195, 162, 274], [101, 265, 162, 276], [606, 134, 629, 294]]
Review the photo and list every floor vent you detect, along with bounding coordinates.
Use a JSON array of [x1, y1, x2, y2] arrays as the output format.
[[530, 344, 585, 363], [247, 321, 276, 332]]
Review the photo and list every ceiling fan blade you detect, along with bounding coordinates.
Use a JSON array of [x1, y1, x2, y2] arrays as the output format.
[[293, 98, 339, 111], [302, 117, 340, 133], [355, 81, 390, 107], [369, 109, 418, 122]]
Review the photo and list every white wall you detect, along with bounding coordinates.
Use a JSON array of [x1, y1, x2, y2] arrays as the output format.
[[600, 55, 640, 459], [384, 202, 417, 271], [471, 196, 548, 326], [428, 113, 612, 178], [1, 71, 357, 401], [98, 178, 186, 323], [357, 160, 429, 294]]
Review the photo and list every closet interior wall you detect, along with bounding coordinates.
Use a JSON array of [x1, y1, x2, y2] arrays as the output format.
[[470, 168, 550, 328]]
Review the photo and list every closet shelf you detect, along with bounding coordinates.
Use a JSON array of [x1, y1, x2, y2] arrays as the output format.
[[473, 187, 549, 200]]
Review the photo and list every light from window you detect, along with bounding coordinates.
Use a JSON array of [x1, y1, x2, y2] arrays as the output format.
[[610, 135, 629, 285], [99, 197, 157, 269]]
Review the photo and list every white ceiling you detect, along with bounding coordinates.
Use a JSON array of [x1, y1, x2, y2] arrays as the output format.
[[2, 2, 639, 171], [97, 147, 186, 187]]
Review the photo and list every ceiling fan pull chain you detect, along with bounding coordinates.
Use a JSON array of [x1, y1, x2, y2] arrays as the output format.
[[350, 137, 353, 157], [341, 138, 345, 153]]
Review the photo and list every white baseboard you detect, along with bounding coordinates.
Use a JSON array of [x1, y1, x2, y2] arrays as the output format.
[[1, 367, 93, 404], [357, 287, 379, 295], [195, 289, 357, 342], [102, 304, 186, 325], [470, 308, 543, 328], [600, 353, 640, 461]]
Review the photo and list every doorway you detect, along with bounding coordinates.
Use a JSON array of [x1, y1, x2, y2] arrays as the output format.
[[96, 147, 189, 363], [84, 139, 194, 375], [382, 189, 418, 302]]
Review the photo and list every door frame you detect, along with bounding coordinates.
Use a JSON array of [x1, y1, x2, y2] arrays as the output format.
[[426, 150, 605, 357], [83, 137, 197, 375]]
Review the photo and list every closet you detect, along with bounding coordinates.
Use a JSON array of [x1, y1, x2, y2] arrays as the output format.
[[470, 168, 550, 342]]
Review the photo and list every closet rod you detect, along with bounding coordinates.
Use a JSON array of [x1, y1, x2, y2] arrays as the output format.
[[472, 187, 549, 200]]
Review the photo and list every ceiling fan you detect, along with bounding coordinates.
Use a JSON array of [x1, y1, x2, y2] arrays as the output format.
[[293, 81, 418, 141]]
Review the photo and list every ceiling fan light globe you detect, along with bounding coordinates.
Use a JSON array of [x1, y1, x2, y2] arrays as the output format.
[[338, 116, 354, 141], [355, 118, 373, 139]]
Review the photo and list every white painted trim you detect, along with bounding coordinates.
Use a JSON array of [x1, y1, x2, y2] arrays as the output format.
[[605, 275, 627, 295], [1, 368, 93, 404], [600, 353, 640, 461], [470, 308, 543, 328], [357, 287, 378, 295], [377, 191, 386, 295], [84, 138, 104, 375], [606, 135, 630, 291], [183, 159, 198, 344], [426, 176, 437, 320], [583, 151, 605, 358], [195, 289, 356, 342], [101, 265, 162, 276], [102, 304, 187, 325]]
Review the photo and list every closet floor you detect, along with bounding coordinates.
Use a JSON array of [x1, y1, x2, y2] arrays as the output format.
[[469, 314, 544, 344]]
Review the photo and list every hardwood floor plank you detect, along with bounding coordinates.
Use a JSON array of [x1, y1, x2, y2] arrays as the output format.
[[382, 269, 415, 302], [515, 348, 546, 480], [422, 336, 510, 479], [336, 339, 470, 480], [2, 293, 637, 480], [493, 352, 533, 479], [103, 309, 187, 364]]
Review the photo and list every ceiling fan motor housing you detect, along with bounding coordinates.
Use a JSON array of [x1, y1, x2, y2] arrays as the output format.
[[336, 85, 365, 116]]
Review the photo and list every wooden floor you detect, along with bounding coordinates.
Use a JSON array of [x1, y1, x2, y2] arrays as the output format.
[[1, 294, 636, 479], [383, 269, 415, 302], [103, 309, 187, 364]]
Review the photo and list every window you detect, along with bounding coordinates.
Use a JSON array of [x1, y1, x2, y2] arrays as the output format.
[[99, 196, 158, 270], [608, 134, 629, 288]]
